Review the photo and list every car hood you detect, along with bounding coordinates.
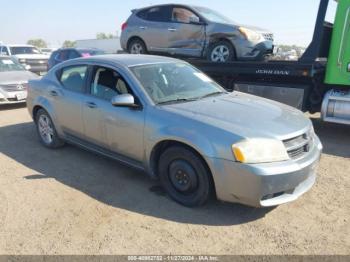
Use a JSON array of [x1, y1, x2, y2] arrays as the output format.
[[239, 24, 271, 33], [162, 92, 311, 140], [0, 71, 39, 85], [13, 54, 49, 59]]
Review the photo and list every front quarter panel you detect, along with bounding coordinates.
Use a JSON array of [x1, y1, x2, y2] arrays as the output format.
[[143, 106, 243, 174]]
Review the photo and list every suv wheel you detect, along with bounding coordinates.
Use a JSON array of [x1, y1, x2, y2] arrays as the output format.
[[35, 109, 65, 148], [128, 39, 147, 54], [207, 41, 234, 62], [158, 146, 213, 207]]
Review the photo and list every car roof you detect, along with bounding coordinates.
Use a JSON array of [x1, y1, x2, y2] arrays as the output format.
[[133, 3, 201, 12], [5, 44, 35, 47], [58, 47, 101, 50], [72, 54, 184, 67]]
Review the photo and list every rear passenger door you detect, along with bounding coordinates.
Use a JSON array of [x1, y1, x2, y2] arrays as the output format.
[[136, 6, 173, 52], [51, 65, 89, 138]]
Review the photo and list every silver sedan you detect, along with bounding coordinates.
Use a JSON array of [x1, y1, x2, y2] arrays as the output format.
[[0, 56, 39, 104], [27, 55, 322, 207]]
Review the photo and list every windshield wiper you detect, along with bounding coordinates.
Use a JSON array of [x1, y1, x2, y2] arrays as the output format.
[[198, 91, 225, 100], [157, 98, 198, 105]]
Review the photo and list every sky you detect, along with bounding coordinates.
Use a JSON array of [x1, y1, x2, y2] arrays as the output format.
[[0, 0, 338, 47]]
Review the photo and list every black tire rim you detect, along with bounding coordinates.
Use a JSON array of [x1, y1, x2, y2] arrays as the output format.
[[168, 159, 198, 194]]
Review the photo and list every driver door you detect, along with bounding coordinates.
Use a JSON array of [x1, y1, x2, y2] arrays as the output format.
[[165, 6, 206, 57], [83, 65, 145, 162]]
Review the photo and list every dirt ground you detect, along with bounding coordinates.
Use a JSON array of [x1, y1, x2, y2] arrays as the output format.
[[0, 104, 349, 255]]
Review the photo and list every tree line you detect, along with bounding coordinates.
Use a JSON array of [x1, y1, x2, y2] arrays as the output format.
[[26, 32, 117, 48]]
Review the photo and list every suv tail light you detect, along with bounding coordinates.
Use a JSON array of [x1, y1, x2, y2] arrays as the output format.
[[121, 22, 128, 31]]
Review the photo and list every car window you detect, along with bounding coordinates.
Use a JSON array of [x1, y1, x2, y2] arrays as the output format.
[[137, 6, 171, 22], [172, 7, 199, 23], [0, 57, 25, 72], [130, 62, 224, 104], [56, 50, 69, 61], [60, 65, 88, 93], [90, 67, 130, 101], [0, 46, 9, 56], [9, 46, 41, 55], [68, 50, 80, 59]]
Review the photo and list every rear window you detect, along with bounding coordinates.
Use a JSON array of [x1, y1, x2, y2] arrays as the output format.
[[136, 6, 171, 22], [77, 49, 105, 57]]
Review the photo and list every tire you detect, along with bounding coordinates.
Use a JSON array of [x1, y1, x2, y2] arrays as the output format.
[[128, 38, 147, 54], [207, 41, 235, 62], [158, 146, 213, 207], [35, 109, 65, 149]]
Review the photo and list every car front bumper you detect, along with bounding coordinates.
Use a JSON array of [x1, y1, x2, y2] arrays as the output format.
[[235, 40, 274, 61], [0, 90, 27, 105], [206, 136, 323, 207]]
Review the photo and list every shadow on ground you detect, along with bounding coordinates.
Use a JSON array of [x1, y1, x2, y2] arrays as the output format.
[[0, 103, 26, 111], [0, 122, 275, 226], [311, 116, 350, 158]]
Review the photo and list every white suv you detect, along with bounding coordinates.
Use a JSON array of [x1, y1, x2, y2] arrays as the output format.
[[0, 44, 49, 75]]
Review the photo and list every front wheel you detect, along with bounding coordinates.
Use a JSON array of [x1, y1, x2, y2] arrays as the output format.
[[207, 41, 235, 62], [158, 146, 213, 207], [35, 109, 65, 149]]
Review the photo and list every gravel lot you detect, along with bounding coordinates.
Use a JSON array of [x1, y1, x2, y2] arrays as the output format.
[[0, 104, 349, 255]]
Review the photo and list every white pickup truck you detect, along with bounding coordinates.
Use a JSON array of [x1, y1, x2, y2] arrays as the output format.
[[0, 44, 49, 75]]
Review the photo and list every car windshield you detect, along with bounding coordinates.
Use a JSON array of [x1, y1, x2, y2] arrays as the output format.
[[0, 57, 25, 72], [10, 46, 41, 55], [78, 49, 105, 57], [130, 62, 226, 104], [193, 6, 234, 24]]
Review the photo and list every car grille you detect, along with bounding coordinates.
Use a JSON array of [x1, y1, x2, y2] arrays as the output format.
[[283, 132, 312, 159], [263, 33, 274, 42], [0, 84, 27, 92], [24, 59, 48, 65]]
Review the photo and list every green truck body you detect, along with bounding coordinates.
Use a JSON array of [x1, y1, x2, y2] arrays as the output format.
[[325, 0, 350, 86]]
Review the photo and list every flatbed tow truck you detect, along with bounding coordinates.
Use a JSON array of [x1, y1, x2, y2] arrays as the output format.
[[187, 0, 350, 125]]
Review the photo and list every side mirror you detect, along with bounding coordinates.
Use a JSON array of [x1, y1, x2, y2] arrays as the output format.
[[189, 16, 202, 25], [111, 94, 136, 107]]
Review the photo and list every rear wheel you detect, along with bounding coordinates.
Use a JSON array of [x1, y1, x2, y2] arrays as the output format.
[[207, 41, 235, 62], [158, 146, 213, 207], [35, 109, 64, 149], [128, 39, 147, 54]]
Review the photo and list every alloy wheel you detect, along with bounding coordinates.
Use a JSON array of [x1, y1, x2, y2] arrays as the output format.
[[38, 114, 54, 144], [211, 45, 230, 62]]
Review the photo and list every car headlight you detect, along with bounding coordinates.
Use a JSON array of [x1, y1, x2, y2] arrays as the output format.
[[238, 27, 262, 41], [232, 138, 289, 164], [18, 58, 26, 63]]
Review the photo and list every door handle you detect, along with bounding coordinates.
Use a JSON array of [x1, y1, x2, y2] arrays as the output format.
[[86, 102, 97, 109], [139, 26, 147, 30], [49, 90, 58, 97], [168, 28, 177, 32]]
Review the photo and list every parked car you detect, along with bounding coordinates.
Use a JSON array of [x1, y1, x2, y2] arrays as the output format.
[[48, 48, 105, 70], [120, 4, 274, 62], [27, 55, 322, 207], [0, 56, 39, 104], [0, 44, 49, 75]]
